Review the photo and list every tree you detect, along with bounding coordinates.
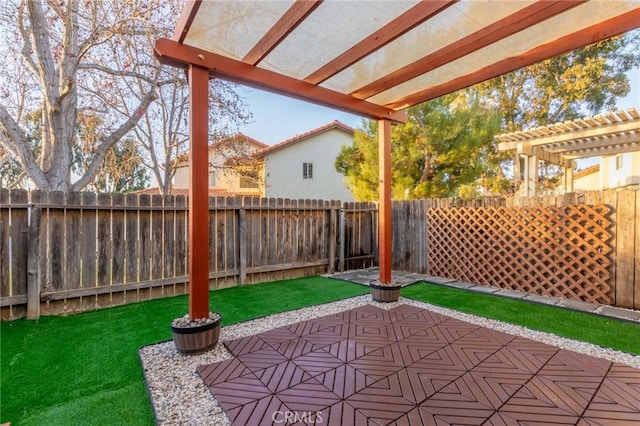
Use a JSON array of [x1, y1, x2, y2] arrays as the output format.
[[0, 0, 251, 193], [336, 90, 502, 201], [479, 31, 640, 190], [132, 67, 252, 195]]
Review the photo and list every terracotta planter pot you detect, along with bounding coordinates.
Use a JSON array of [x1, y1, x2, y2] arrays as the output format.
[[370, 283, 401, 303], [171, 314, 222, 354]]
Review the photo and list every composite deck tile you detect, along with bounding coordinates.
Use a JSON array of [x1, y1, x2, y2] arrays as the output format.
[[415, 402, 495, 426], [278, 377, 342, 413], [348, 347, 407, 383], [252, 360, 316, 394], [292, 348, 347, 375], [345, 386, 416, 425], [455, 326, 517, 347], [487, 339, 560, 374], [539, 349, 612, 378], [320, 401, 369, 426], [237, 346, 288, 372], [271, 336, 320, 360], [322, 338, 378, 362], [207, 372, 273, 409], [196, 304, 640, 426], [421, 343, 492, 373], [579, 367, 640, 422], [224, 334, 270, 356], [428, 318, 480, 343], [499, 375, 593, 418], [384, 366, 461, 404], [285, 318, 332, 337], [387, 304, 426, 321], [225, 394, 287, 426], [397, 308, 449, 327], [196, 357, 251, 386], [394, 336, 447, 365], [258, 327, 300, 346], [313, 363, 368, 398]]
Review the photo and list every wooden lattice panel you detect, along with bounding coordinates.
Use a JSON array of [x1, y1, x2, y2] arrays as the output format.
[[427, 204, 612, 304]]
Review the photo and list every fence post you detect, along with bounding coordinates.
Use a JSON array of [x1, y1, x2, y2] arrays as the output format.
[[27, 203, 41, 320], [339, 205, 345, 272], [238, 203, 247, 285], [328, 203, 337, 274]]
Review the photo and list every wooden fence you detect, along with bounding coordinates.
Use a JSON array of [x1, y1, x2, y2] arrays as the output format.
[[1, 188, 638, 319], [0, 190, 343, 319]]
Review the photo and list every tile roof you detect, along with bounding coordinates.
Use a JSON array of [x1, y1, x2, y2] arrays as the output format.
[[256, 120, 355, 157], [574, 164, 599, 179]]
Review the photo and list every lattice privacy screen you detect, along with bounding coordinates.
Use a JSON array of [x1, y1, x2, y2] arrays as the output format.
[[427, 204, 612, 304]]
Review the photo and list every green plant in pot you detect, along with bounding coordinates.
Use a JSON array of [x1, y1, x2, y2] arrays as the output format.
[[369, 280, 401, 303]]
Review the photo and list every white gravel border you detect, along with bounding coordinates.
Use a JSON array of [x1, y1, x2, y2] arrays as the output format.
[[139, 295, 640, 426]]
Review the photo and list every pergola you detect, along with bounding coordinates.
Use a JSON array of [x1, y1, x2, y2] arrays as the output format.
[[496, 107, 640, 196], [154, 0, 640, 319]]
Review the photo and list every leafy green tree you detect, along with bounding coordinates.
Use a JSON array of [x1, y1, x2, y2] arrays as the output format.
[[336, 91, 502, 201], [479, 31, 640, 190]]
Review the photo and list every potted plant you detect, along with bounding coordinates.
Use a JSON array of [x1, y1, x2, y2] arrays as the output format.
[[171, 311, 222, 354], [369, 280, 401, 303]]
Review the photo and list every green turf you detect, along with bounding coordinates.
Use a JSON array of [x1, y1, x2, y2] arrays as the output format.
[[0, 276, 368, 425], [402, 282, 640, 355], [3, 277, 638, 425]]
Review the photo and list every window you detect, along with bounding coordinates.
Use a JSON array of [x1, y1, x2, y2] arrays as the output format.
[[303, 162, 313, 179], [208, 170, 216, 186], [615, 154, 624, 170], [239, 169, 259, 188]]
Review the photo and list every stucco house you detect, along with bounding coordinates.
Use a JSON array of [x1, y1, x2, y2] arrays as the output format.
[[172, 133, 268, 197], [255, 121, 356, 201], [574, 152, 640, 191]]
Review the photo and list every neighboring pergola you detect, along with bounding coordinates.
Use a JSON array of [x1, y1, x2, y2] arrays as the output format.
[[496, 107, 640, 196], [154, 0, 640, 319]]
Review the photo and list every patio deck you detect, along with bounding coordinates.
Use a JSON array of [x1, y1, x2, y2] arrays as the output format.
[[197, 303, 640, 425]]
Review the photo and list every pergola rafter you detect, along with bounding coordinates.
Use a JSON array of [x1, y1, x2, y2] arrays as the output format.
[[497, 107, 640, 195]]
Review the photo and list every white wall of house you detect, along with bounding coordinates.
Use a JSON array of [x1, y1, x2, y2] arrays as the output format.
[[172, 137, 263, 195], [573, 167, 600, 191], [600, 152, 640, 190], [262, 128, 355, 201]]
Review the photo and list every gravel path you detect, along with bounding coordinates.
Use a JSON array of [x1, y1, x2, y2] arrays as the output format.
[[139, 296, 640, 425]]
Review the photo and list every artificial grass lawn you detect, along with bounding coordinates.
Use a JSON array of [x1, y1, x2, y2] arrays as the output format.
[[0, 276, 368, 426], [402, 282, 640, 355], [3, 277, 638, 425]]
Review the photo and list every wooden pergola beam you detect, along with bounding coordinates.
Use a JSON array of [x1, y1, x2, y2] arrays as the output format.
[[352, 0, 586, 101], [154, 38, 406, 124], [304, 0, 456, 85], [386, 8, 640, 110]]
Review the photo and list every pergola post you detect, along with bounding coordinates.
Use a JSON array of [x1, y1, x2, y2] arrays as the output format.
[[378, 119, 392, 284], [564, 162, 574, 193], [188, 64, 210, 319]]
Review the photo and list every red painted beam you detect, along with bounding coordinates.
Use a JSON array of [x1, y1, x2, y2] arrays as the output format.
[[154, 38, 406, 124], [378, 119, 392, 284], [188, 65, 210, 319]]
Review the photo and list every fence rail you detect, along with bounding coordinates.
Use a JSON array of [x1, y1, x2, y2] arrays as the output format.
[[1, 188, 638, 320]]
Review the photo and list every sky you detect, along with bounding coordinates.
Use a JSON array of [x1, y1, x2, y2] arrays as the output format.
[[236, 67, 639, 148]]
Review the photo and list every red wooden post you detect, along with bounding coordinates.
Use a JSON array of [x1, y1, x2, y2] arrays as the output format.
[[188, 65, 210, 319], [378, 119, 392, 284]]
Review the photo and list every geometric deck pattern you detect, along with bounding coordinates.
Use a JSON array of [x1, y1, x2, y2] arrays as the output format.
[[197, 304, 640, 425]]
